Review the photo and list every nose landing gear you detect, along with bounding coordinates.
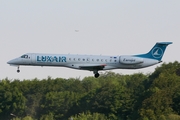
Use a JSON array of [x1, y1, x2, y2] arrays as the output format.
[[17, 66, 20, 73]]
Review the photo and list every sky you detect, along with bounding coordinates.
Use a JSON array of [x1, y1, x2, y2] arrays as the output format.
[[0, 0, 180, 80]]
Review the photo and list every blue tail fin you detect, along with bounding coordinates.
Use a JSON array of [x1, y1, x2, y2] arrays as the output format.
[[135, 42, 172, 61]]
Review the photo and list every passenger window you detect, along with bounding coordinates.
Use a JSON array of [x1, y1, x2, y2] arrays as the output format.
[[69, 58, 71, 61], [114, 60, 117, 62], [101, 59, 103, 62], [78, 58, 81, 61], [83, 59, 85, 61], [73, 58, 76, 61], [97, 59, 99, 61]]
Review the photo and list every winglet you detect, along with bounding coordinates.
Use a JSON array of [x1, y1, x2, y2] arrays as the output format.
[[135, 42, 172, 61]]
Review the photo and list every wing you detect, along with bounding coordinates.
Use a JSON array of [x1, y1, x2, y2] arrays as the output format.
[[79, 64, 106, 71]]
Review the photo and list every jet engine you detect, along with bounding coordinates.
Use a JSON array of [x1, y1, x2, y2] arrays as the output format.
[[119, 56, 144, 65]]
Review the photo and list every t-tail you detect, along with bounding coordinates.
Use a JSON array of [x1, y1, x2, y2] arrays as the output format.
[[135, 42, 172, 61]]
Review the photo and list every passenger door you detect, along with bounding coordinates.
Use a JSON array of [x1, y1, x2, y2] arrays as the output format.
[[22, 54, 32, 65]]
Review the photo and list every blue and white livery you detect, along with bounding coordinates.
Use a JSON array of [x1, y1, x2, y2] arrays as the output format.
[[7, 42, 172, 78]]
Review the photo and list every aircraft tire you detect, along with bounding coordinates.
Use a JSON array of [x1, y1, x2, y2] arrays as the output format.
[[94, 73, 99, 78], [17, 70, 20, 73]]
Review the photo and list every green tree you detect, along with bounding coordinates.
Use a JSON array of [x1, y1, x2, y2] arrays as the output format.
[[70, 111, 109, 120], [0, 79, 26, 120], [41, 91, 80, 120]]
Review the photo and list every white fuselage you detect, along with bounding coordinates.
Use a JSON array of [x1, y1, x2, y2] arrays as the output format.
[[7, 42, 172, 78], [8, 53, 160, 71]]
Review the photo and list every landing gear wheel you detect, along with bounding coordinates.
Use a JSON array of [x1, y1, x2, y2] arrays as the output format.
[[94, 73, 99, 78], [17, 66, 20, 73], [93, 70, 100, 78]]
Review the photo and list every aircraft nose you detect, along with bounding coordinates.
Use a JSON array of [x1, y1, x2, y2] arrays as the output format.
[[7, 59, 14, 64], [7, 59, 19, 65]]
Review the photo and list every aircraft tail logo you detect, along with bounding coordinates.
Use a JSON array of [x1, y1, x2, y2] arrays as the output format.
[[135, 42, 172, 61], [152, 47, 163, 58]]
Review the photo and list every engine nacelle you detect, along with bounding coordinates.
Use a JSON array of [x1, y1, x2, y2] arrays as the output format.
[[119, 56, 144, 65]]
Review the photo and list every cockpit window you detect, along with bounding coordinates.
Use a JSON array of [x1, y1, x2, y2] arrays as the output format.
[[21, 55, 28, 59]]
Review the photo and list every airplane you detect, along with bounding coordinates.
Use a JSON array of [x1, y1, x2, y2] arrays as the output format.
[[7, 42, 172, 78]]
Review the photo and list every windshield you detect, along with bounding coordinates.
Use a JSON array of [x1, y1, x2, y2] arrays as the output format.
[[20, 54, 28, 59]]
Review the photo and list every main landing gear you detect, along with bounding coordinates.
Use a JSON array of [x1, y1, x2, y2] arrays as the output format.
[[17, 66, 20, 73], [93, 71, 100, 78]]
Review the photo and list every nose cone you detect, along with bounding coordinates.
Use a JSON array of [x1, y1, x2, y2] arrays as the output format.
[[7, 58, 19, 65], [7, 59, 14, 64], [7, 60, 11, 64]]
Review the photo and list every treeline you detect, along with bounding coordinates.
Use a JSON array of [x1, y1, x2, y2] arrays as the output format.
[[1, 61, 180, 120]]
